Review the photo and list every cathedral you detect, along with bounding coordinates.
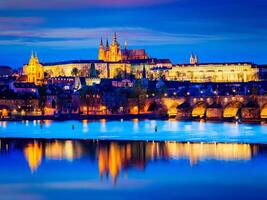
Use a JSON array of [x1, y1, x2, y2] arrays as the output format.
[[23, 52, 44, 85], [98, 32, 149, 62], [190, 53, 198, 64]]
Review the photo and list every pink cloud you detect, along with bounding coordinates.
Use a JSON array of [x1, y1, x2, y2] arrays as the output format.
[[0, 27, 225, 48], [0, 0, 177, 9], [0, 17, 44, 29]]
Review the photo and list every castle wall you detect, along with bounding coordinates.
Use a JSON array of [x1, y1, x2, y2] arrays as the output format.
[[167, 63, 259, 82]]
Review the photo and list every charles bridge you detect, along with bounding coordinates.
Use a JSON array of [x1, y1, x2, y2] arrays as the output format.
[[144, 95, 267, 122]]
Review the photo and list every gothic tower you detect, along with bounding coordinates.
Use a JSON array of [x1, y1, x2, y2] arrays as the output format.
[[98, 37, 105, 61], [105, 39, 110, 61], [98, 33, 123, 62], [109, 32, 121, 62], [190, 53, 198, 65]]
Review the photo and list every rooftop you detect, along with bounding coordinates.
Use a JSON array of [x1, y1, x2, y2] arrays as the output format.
[[175, 62, 254, 67]]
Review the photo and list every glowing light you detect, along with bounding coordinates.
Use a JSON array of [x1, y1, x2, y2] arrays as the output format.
[[24, 142, 42, 173]]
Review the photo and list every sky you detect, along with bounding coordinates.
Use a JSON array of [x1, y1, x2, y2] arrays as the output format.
[[0, 0, 267, 68]]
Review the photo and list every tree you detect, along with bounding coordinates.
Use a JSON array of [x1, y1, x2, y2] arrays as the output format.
[[38, 85, 47, 116], [44, 71, 49, 79], [131, 80, 147, 114], [115, 68, 124, 80], [89, 63, 98, 78], [71, 67, 79, 77], [148, 73, 154, 81]]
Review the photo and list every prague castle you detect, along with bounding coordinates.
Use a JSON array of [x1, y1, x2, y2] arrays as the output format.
[[98, 32, 149, 62], [21, 33, 263, 85]]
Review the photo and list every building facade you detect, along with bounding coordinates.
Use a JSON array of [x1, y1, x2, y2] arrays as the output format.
[[42, 60, 131, 79], [166, 62, 259, 82], [23, 52, 44, 85], [98, 33, 148, 62]]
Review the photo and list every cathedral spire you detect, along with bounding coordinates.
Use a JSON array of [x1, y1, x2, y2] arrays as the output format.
[[100, 37, 103, 46], [190, 52, 198, 64], [98, 38, 105, 61], [105, 39, 109, 50], [113, 32, 117, 42]]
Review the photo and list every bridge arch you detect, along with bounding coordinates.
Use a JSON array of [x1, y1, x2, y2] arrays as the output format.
[[176, 102, 192, 120], [260, 103, 267, 119], [241, 101, 260, 121], [192, 101, 207, 118], [161, 98, 185, 117], [223, 101, 243, 119]]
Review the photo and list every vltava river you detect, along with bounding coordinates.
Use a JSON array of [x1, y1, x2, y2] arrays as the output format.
[[0, 139, 267, 200], [1, 120, 267, 143], [1, 120, 267, 199]]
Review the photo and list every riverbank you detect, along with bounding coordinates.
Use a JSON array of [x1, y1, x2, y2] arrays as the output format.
[[0, 113, 167, 121], [1, 114, 265, 124]]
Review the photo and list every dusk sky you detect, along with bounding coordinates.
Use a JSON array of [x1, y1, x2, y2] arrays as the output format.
[[0, 0, 267, 68]]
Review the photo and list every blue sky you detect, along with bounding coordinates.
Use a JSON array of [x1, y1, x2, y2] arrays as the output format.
[[0, 0, 266, 68]]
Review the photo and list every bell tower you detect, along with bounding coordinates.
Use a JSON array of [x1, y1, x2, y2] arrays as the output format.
[[98, 37, 105, 61], [190, 53, 198, 65]]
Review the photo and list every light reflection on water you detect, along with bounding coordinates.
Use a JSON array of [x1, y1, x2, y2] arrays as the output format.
[[1, 120, 267, 143], [1, 139, 267, 199], [4, 139, 258, 181]]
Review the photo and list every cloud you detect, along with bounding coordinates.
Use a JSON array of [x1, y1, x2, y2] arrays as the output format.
[[0, 0, 177, 9], [0, 27, 224, 48], [0, 17, 44, 29]]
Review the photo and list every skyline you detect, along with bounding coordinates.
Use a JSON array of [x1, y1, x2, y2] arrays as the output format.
[[0, 0, 267, 68]]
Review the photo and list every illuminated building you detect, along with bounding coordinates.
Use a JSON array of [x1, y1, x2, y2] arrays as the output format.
[[42, 60, 131, 79], [130, 58, 172, 79], [167, 62, 259, 82], [190, 53, 198, 64], [0, 106, 8, 118], [0, 66, 12, 78], [98, 32, 148, 62], [23, 52, 44, 85]]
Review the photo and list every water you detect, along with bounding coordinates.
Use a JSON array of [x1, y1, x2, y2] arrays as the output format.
[[1, 120, 267, 143], [1, 120, 267, 199], [0, 139, 267, 200]]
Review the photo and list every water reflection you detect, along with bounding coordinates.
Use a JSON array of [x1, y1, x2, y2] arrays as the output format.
[[0, 139, 263, 183], [24, 142, 42, 172], [45, 140, 83, 161]]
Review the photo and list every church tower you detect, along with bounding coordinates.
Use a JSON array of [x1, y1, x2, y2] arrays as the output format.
[[190, 53, 198, 65], [109, 32, 122, 62], [105, 39, 110, 61], [98, 37, 105, 61], [23, 52, 44, 85]]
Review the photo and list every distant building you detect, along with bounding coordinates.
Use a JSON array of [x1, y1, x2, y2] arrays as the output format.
[[23, 52, 44, 85], [12, 82, 38, 94], [0, 66, 13, 77], [42, 60, 131, 79], [190, 53, 198, 65], [98, 33, 148, 62], [130, 58, 172, 79], [167, 62, 259, 82]]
